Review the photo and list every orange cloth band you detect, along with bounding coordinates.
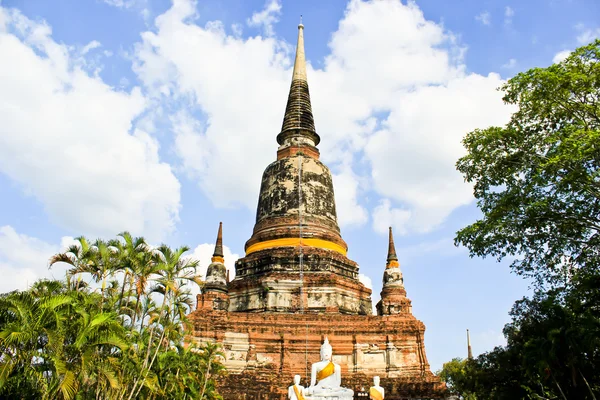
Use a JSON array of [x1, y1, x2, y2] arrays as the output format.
[[316, 361, 335, 382], [370, 387, 383, 400], [246, 238, 347, 256], [293, 385, 305, 400]]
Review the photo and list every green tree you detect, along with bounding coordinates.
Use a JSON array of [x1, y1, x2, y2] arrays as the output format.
[[198, 342, 225, 400], [450, 39, 600, 400], [504, 283, 600, 399], [441, 283, 600, 400], [455, 39, 600, 286], [437, 358, 478, 399], [126, 244, 200, 400], [0, 235, 221, 400], [0, 280, 128, 400]]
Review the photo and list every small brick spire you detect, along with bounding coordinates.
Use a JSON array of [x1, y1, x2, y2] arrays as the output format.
[[277, 21, 320, 148], [211, 222, 224, 262], [386, 227, 399, 268], [377, 226, 408, 315]]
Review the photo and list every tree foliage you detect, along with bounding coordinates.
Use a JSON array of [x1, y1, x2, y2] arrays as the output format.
[[437, 358, 478, 400], [456, 39, 600, 286], [439, 279, 600, 399], [0, 233, 225, 400], [445, 40, 600, 400]]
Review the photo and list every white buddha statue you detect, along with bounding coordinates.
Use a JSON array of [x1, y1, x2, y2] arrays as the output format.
[[369, 376, 384, 400], [288, 375, 306, 400], [305, 337, 353, 400]]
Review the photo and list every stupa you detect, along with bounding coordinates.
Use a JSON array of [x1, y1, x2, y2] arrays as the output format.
[[188, 21, 446, 400]]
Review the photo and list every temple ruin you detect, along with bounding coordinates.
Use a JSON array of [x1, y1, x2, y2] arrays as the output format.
[[188, 21, 446, 400]]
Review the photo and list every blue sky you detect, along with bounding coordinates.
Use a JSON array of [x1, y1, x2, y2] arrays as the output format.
[[0, 0, 598, 372]]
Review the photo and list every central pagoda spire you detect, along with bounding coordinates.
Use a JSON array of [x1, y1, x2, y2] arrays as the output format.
[[291, 17, 307, 81], [229, 20, 372, 316], [277, 20, 320, 148]]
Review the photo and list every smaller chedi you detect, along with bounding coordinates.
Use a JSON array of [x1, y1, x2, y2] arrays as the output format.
[[376, 227, 412, 316], [304, 337, 353, 400], [204, 222, 227, 293]]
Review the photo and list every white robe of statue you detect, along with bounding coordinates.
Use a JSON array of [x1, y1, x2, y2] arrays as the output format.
[[369, 376, 384, 399], [288, 375, 306, 400]]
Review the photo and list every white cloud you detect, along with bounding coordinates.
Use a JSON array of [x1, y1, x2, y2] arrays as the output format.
[[504, 6, 514, 25], [332, 164, 368, 228], [502, 58, 517, 68], [134, 0, 512, 235], [553, 49, 571, 63], [134, 1, 291, 209], [358, 273, 376, 314], [396, 237, 466, 265], [372, 199, 411, 235], [0, 7, 181, 241], [358, 273, 372, 290], [576, 26, 600, 44], [102, 0, 137, 8], [247, 0, 282, 37], [231, 23, 243, 38], [81, 40, 101, 54], [0, 226, 76, 294], [101, 1, 151, 22], [366, 72, 512, 234], [475, 11, 491, 26], [553, 24, 598, 64]]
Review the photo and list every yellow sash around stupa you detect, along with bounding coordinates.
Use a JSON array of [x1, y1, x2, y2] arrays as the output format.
[[369, 387, 383, 400], [316, 361, 335, 382], [293, 385, 305, 400]]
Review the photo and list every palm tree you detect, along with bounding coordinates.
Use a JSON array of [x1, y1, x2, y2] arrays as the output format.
[[126, 245, 200, 400], [198, 342, 225, 400], [3, 236, 223, 400], [50, 237, 115, 304], [113, 232, 149, 324], [50, 237, 95, 284], [68, 289, 128, 399], [130, 245, 158, 328]]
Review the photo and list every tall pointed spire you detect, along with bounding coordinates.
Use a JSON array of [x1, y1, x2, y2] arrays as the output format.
[[277, 20, 320, 147], [292, 16, 306, 81], [211, 222, 224, 263], [386, 227, 399, 268], [467, 329, 473, 359]]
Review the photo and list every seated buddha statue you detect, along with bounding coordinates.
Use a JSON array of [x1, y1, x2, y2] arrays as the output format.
[[305, 337, 353, 399]]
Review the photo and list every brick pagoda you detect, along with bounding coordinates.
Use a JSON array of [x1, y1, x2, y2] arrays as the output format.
[[188, 21, 446, 400]]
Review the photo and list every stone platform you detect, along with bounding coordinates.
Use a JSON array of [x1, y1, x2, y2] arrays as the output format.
[[187, 307, 446, 399]]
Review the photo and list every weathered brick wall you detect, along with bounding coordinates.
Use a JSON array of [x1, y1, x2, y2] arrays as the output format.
[[188, 309, 447, 399], [215, 369, 447, 399]]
